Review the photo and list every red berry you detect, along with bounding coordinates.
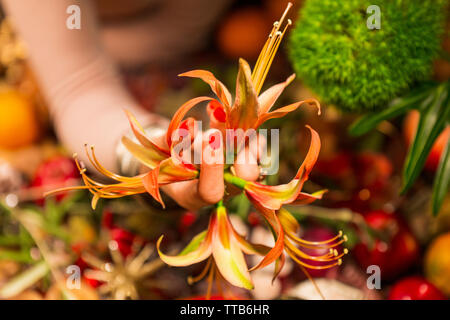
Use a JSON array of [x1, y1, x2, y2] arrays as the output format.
[[389, 276, 446, 300], [31, 156, 78, 205], [353, 211, 419, 280]]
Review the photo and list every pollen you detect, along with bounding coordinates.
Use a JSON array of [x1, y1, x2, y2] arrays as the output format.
[[251, 2, 293, 95]]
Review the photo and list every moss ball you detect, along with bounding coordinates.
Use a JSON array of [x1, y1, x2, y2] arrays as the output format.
[[288, 0, 448, 112]]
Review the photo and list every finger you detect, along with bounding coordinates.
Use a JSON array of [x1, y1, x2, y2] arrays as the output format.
[[161, 180, 208, 211], [198, 129, 224, 204], [235, 145, 260, 181]]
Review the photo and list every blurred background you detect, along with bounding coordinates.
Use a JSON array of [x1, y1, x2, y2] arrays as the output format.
[[0, 0, 449, 300]]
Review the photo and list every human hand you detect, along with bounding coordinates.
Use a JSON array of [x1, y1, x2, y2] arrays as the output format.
[[160, 129, 264, 211]]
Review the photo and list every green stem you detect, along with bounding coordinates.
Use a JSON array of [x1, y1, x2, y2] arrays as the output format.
[[223, 172, 248, 189], [0, 261, 49, 299]]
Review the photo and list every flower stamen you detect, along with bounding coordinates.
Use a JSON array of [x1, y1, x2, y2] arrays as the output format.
[[252, 2, 293, 95]]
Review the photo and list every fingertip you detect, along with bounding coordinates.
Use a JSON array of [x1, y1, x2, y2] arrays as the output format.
[[199, 129, 225, 204], [234, 163, 260, 181]]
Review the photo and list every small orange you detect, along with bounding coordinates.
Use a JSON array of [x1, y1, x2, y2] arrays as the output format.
[[424, 232, 450, 297], [0, 88, 39, 149], [217, 7, 271, 61]]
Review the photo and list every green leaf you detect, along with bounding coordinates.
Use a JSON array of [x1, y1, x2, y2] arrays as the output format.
[[349, 84, 433, 137], [402, 83, 450, 193], [432, 133, 450, 216]]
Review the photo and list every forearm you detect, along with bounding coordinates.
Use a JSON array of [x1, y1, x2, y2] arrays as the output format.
[[2, 0, 160, 171]]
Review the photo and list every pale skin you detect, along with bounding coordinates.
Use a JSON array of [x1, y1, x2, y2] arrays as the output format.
[[2, 0, 262, 211], [147, 130, 262, 211]]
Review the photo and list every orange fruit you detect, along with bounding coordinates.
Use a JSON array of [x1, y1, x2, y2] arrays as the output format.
[[0, 88, 39, 149], [217, 8, 271, 61], [424, 232, 450, 297], [403, 110, 450, 171]]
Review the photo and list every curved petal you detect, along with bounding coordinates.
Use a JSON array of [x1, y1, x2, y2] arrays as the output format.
[[249, 210, 284, 272], [141, 157, 198, 207], [231, 228, 270, 256], [258, 74, 295, 115], [179, 70, 232, 110], [244, 126, 321, 211], [158, 157, 199, 184], [125, 110, 170, 155], [157, 229, 212, 267], [142, 166, 164, 208], [278, 208, 300, 234], [121, 136, 166, 169], [291, 190, 327, 206], [212, 207, 254, 290], [166, 96, 213, 148], [229, 59, 260, 130], [256, 99, 320, 128], [245, 179, 304, 211], [294, 126, 321, 180]]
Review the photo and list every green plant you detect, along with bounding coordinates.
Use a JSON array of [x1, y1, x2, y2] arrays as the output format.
[[288, 0, 447, 112], [349, 80, 450, 215]]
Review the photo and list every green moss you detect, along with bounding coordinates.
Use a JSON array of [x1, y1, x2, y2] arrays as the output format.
[[288, 0, 448, 112]]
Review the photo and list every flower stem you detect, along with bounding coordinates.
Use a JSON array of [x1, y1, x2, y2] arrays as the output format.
[[223, 172, 247, 189]]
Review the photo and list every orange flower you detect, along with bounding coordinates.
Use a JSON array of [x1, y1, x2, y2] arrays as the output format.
[[180, 4, 319, 132], [46, 97, 212, 209], [157, 204, 270, 291], [223, 126, 347, 281]]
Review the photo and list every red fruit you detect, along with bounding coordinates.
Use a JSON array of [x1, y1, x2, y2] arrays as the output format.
[[353, 211, 419, 280], [389, 276, 446, 300], [31, 156, 78, 205], [403, 110, 450, 171], [301, 226, 341, 278]]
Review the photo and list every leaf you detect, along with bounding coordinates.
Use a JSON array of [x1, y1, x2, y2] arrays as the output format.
[[349, 84, 434, 136], [402, 83, 450, 193], [432, 132, 450, 216]]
